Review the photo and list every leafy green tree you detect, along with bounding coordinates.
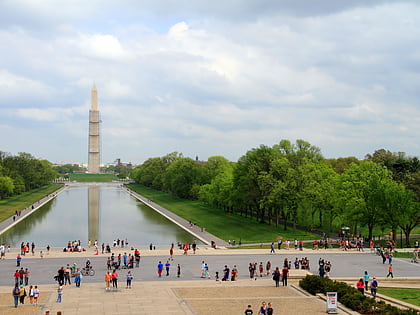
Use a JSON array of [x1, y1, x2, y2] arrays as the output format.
[[0, 176, 14, 199]]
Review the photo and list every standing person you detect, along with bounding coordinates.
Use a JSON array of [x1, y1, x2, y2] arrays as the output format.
[[19, 268, 24, 285], [12, 284, 20, 308], [282, 266, 289, 286], [111, 270, 119, 288], [16, 254, 21, 267], [105, 272, 111, 291], [249, 263, 255, 280], [388, 253, 393, 265], [56, 285, 63, 303], [126, 271, 133, 288], [64, 265, 71, 285], [14, 270, 20, 286], [33, 286, 40, 305], [387, 264, 394, 278], [244, 304, 253, 315], [19, 285, 26, 304], [356, 278, 365, 295], [272, 267, 280, 287], [267, 302, 274, 315], [177, 264, 181, 278], [74, 269, 81, 287], [169, 244, 174, 260], [157, 261, 164, 277], [24, 268, 30, 286], [259, 262, 264, 277], [370, 277, 378, 298], [266, 261, 271, 276], [259, 301, 267, 315], [363, 271, 370, 291], [29, 285, 34, 304], [165, 261, 171, 276]]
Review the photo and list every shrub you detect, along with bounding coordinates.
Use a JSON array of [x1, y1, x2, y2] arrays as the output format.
[[299, 275, 419, 315]]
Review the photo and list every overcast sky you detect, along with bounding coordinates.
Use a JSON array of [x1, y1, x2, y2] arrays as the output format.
[[1, 0, 420, 165]]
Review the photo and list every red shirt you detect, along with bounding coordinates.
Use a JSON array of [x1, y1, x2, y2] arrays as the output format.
[[14, 272, 20, 279]]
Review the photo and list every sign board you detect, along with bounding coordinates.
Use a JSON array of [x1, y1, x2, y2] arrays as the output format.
[[326, 292, 338, 314]]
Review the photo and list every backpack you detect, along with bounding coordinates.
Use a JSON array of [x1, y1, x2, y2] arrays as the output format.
[[371, 280, 378, 288]]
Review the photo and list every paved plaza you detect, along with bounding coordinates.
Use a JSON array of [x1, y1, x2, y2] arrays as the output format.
[[0, 246, 419, 314]]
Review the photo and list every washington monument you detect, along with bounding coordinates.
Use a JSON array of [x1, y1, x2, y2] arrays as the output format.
[[88, 84, 101, 173]]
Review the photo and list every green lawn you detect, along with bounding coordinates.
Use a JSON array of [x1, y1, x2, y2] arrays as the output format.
[[0, 184, 62, 222], [379, 288, 420, 307], [68, 173, 119, 182], [127, 184, 319, 244]]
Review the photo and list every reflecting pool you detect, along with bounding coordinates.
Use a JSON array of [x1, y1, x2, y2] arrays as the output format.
[[0, 184, 199, 247]]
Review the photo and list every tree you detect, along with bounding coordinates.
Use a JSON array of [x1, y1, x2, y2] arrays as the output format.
[[338, 161, 395, 240], [0, 176, 14, 199]]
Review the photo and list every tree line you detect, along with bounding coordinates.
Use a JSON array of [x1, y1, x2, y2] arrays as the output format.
[[131, 140, 420, 245], [0, 151, 56, 200]]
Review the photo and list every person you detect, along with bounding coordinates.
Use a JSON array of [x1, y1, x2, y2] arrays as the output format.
[[281, 266, 289, 286], [19, 284, 26, 304], [266, 261, 271, 276], [74, 268, 81, 287], [259, 262, 264, 277], [177, 264, 181, 278], [16, 254, 21, 267], [29, 285, 34, 304], [14, 270, 20, 286], [231, 265, 238, 281], [33, 286, 40, 305], [363, 271, 370, 291], [356, 278, 365, 295], [222, 265, 230, 281], [259, 301, 267, 315], [157, 261, 164, 277], [165, 261, 171, 276], [267, 302, 274, 315], [111, 270, 119, 288], [244, 304, 253, 315], [388, 253, 393, 264], [57, 267, 65, 286], [126, 271, 133, 288], [270, 243, 275, 254], [12, 284, 20, 308], [105, 271, 112, 291], [169, 244, 174, 260], [272, 267, 280, 287], [370, 277, 378, 298], [56, 285, 63, 303], [64, 265, 71, 285], [387, 264, 394, 278], [86, 259, 92, 270]]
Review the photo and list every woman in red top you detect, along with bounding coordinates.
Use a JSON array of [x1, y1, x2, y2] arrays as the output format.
[[356, 278, 365, 295], [14, 270, 20, 286]]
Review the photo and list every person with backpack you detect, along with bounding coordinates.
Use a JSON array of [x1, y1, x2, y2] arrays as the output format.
[[370, 277, 378, 298]]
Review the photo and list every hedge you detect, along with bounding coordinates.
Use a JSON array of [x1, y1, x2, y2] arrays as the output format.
[[299, 275, 418, 315]]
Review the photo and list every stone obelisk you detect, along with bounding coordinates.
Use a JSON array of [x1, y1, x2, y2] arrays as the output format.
[[88, 84, 100, 173]]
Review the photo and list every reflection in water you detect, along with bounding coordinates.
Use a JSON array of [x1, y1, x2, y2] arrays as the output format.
[[0, 185, 200, 247], [88, 185, 100, 243]]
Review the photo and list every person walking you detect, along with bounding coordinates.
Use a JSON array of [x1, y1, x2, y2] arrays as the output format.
[[370, 277, 378, 298], [12, 284, 20, 308], [33, 286, 40, 305], [165, 261, 170, 276], [386, 264, 394, 278], [157, 261, 163, 277], [29, 285, 34, 304], [126, 271, 133, 288], [356, 278, 365, 295], [363, 271, 370, 291], [56, 285, 63, 303], [270, 243, 275, 254], [19, 285, 26, 304], [272, 267, 280, 287], [24, 268, 30, 286]]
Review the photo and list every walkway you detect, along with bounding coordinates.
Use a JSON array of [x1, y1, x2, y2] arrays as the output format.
[[123, 187, 229, 247]]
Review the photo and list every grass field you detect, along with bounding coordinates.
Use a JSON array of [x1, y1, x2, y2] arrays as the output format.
[[127, 184, 318, 244], [68, 173, 119, 182], [0, 184, 62, 222], [379, 288, 420, 307]]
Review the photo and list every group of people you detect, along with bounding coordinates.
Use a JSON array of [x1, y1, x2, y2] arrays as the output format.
[[12, 284, 40, 307], [106, 250, 140, 270], [356, 271, 379, 298], [244, 302, 274, 315]]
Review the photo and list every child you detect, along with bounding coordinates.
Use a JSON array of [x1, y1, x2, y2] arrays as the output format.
[[215, 271, 219, 281]]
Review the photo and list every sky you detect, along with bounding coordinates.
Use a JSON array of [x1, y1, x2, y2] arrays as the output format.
[[1, 0, 420, 165]]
